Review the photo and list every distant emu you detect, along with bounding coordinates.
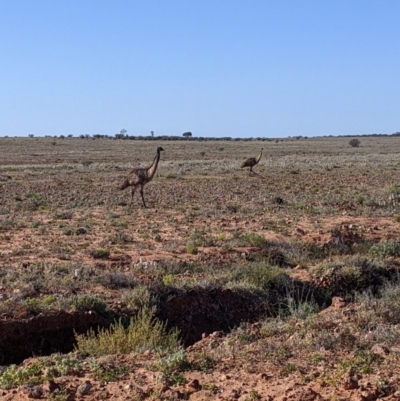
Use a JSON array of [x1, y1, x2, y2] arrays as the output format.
[[120, 147, 164, 208], [240, 148, 263, 176]]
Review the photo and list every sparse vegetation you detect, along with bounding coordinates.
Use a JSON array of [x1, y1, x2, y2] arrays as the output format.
[[2, 137, 400, 399], [74, 307, 181, 357], [349, 138, 361, 147], [0, 354, 81, 389]]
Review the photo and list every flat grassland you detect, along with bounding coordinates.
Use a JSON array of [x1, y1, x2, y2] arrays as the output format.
[[1, 136, 400, 400]]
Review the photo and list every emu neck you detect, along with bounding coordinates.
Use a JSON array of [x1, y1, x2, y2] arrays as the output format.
[[148, 151, 161, 179], [255, 150, 263, 163]]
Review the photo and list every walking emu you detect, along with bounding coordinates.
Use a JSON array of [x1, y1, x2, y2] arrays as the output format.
[[240, 148, 263, 175], [120, 147, 164, 208]]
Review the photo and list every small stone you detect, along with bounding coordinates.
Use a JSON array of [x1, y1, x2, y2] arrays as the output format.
[[21, 385, 43, 399], [128, 385, 147, 400], [331, 296, 346, 308], [43, 380, 61, 393], [76, 381, 92, 396], [371, 344, 389, 358], [292, 388, 319, 401], [164, 389, 185, 399], [257, 372, 270, 380], [341, 379, 359, 390], [75, 227, 87, 235], [359, 390, 375, 401], [341, 372, 359, 390], [188, 379, 201, 391]]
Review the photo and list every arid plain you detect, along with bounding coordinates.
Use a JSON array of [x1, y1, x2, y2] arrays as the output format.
[[1, 136, 400, 400]]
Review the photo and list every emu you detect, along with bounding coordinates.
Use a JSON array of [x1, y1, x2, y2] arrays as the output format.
[[240, 148, 263, 176], [120, 147, 164, 208]]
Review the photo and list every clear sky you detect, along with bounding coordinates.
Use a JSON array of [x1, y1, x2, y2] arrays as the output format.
[[1, 1, 399, 138]]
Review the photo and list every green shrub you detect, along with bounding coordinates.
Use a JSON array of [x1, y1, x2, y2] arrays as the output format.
[[229, 262, 289, 291], [376, 281, 400, 324], [369, 241, 400, 258], [312, 256, 389, 297], [0, 355, 81, 389], [186, 242, 198, 255], [82, 160, 93, 167], [242, 233, 267, 247], [90, 249, 110, 259], [88, 359, 129, 383], [72, 294, 108, 314], [24, 295, 56, 313], [122, 285, 154, 312], [75, 307, 181, 356], [153, 349, 188, 376], [349, 138, 361, 147], [162, 274, 175, 285], [55, 211, 73, 220], [195, 354, 215, 372], [108, 231, 133, 244]]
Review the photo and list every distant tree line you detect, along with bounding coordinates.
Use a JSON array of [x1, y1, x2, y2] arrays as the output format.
[[23, 130, 400, 141]]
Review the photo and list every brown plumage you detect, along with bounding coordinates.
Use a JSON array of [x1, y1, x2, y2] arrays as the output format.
[[120, 147, 164, 208], [240, 148, 263, 175]]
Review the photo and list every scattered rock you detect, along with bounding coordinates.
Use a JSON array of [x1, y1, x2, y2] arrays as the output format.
[[358, 389, 377, 401], [188, 379, 201, 391], [43, 380, 61, 393], [370, 344, 389, 358], [21, 385, 43, 399], [163, 388, 185, 399], [257, 372, 270, 380], [76, 381, 92, 396], [230, 389, 240, 399], [127, 384, 147, 400], [331, 296, 346, 309], [299, 387, 320, 401], [341, 372, 360, 390], [210, 331, 224, 338]]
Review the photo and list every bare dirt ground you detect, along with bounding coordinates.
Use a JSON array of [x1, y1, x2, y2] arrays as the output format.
[[1, 136, 400, 400]]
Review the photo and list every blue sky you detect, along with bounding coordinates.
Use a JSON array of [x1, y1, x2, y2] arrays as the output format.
[[1, 1, 399, 138]]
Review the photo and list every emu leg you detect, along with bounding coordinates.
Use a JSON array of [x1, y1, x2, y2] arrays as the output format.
[[140, 188, 147, 208], [250, 167, 259, 176], [130, 187, 136, 207]]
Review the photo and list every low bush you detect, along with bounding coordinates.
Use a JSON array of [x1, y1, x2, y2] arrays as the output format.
[[74, 307, 181, 356]]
